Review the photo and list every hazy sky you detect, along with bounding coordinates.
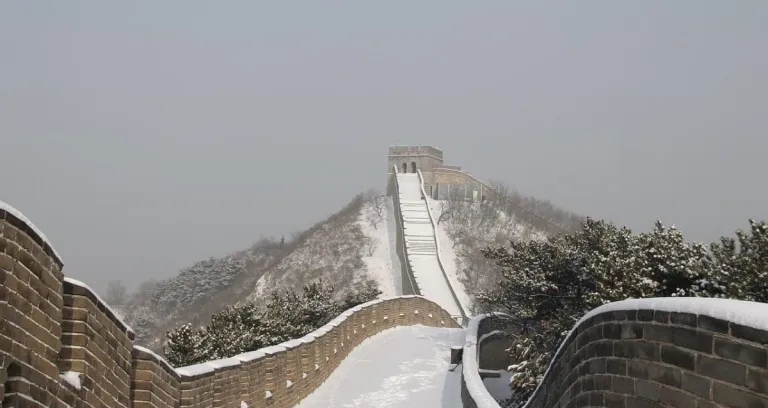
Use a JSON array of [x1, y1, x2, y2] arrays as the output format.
[[2, 2, 767, 292]]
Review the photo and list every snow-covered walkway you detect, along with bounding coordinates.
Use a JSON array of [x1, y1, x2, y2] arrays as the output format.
[[395, 173, 464, 319], [295, 325, 465, 407]]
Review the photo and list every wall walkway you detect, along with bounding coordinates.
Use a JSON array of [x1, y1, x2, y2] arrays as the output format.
[[0, 201, 459, 408]]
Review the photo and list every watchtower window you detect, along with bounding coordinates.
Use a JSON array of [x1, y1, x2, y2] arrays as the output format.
[[402, 163, 408, 173], [411, 162, 417, 173]]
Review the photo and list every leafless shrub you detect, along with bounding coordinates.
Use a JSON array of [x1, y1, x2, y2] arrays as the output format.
[[364, 236, 380, 257], [106, 280, 128, 306]]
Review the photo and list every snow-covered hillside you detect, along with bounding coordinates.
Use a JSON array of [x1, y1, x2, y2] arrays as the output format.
[[426, 197, 549, 313], [357, 196, 401, 297], [245, 195, 401, 301], [122, 193, 402, 350]]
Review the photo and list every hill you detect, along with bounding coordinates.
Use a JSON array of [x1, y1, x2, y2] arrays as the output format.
[[119, 192, 402, 350], [118, 180, 582, 352], [426, 184, 583, 313]]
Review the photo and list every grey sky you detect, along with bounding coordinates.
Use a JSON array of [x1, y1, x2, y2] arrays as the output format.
[[2, 2, 767, 292]]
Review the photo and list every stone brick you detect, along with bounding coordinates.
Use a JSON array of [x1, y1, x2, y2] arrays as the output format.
[[731, 323, 768, 346], [643, 361, 682, 388], [626, 396, 666, 408], [593, 374, 612, 391], [697, 354, 747, 386], [747, 367, 768, 394], [713, 381, 768, 408], [682, 372, 711, 399], [635, 379, 661, 402], [660, 345, 695, 371], [604, 323, 622, 339], [698, 315, 730, 334], [715, 337, 768, 367], [644, 324, 674, 343], [634, 341, 660, 362], [607, 358, 627, 375], [638, 310, 655, 322], [621, 323, 644, 340], [653, 310, 670, 324], [604, 392, 626, 408], [658, 385, 689, 408], [669, 312, 698, 328], [672, 326, 713, 354], [612, 376, 634, 394]]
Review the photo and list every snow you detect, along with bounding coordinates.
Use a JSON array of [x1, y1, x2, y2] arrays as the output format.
[[425, 197, 474, 313], [295, 325, 465, 407], [394, 173, 465, 319], [522, 297, 768, 408], [463, 314, 509, 408], [358, 198, 400, 297], [172, 296, 420, 376], [63, 277, 135, 336], [59, 371, 82, 390], [0, 200, 63, 263], [134, 345, 179, 375]]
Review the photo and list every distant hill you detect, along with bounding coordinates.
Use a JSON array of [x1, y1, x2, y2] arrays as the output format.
[[120, 192, 401, 350], [119, 183, 581, 352]]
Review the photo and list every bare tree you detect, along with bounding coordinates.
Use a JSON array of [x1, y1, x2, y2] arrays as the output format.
[[364, 236, 380, 257], [366, 192, 386, 230], [133, 279, 158, 304], [437, 185, 469, 225], [105, 280, 128, 306]]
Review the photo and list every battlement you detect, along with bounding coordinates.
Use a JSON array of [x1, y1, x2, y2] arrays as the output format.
[[0, 200, 458, 408], [387, 145, 443, 160]]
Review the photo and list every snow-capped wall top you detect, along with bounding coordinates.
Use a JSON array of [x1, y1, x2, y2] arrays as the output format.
[[521, 297, 768, 408], [64, 277, 135, 336], [462, 313, 509, 408], [0, 200, 63, 265], [170, 295, 424, 376], [417, 169, 469, 321]]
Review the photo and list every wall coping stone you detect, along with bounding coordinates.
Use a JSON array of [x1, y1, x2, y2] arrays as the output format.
[[462, 313, 510, 408], [64, 277, 135, 337], [153, 295, 427, 377], [521, 296, 768, 408], [0, 200, 63, 267]]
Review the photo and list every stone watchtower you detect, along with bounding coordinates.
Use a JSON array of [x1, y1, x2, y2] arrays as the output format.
[[386, 145, 444, 196]]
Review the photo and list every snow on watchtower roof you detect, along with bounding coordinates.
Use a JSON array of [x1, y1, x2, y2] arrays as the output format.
[[0, 199, 63, 266]]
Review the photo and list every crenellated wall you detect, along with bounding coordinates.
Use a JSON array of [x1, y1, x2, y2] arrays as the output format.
[[0, 201, 459, 408], [461, 299, 768, 408]]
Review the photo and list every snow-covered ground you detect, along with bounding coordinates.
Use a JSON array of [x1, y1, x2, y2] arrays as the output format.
[[358, 198, 400, 298], [295, 325, 465, 408], [425, 198, 473, 313], [395, 173, 464, 318]]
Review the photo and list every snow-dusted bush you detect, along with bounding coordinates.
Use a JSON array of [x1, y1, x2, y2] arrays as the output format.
[[479, 218, 767, 407], [163, 279, 380, 367]]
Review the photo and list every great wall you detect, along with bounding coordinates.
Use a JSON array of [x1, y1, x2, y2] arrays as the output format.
[[3, 146, 768, 407]]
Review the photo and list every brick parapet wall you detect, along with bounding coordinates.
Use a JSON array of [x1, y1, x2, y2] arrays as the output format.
[[462, 302, 768, 408], [0, 201, 460, 408], [1, 207, 66, 407], [461, 313, 513, 408], [139, 296, 457, 408], [59, 279, 135, 408]]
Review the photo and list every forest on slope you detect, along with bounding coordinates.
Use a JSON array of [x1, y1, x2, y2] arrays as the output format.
[[108, 192, 396, 351]]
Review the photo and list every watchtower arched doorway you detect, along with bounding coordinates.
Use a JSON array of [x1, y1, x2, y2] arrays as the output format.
[[411, 162, 417, 173], [402, 163, 408, 173]]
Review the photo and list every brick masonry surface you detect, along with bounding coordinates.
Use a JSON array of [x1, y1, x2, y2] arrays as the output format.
[[0, 206, 460, 408], [522, 309, 768, 408]]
